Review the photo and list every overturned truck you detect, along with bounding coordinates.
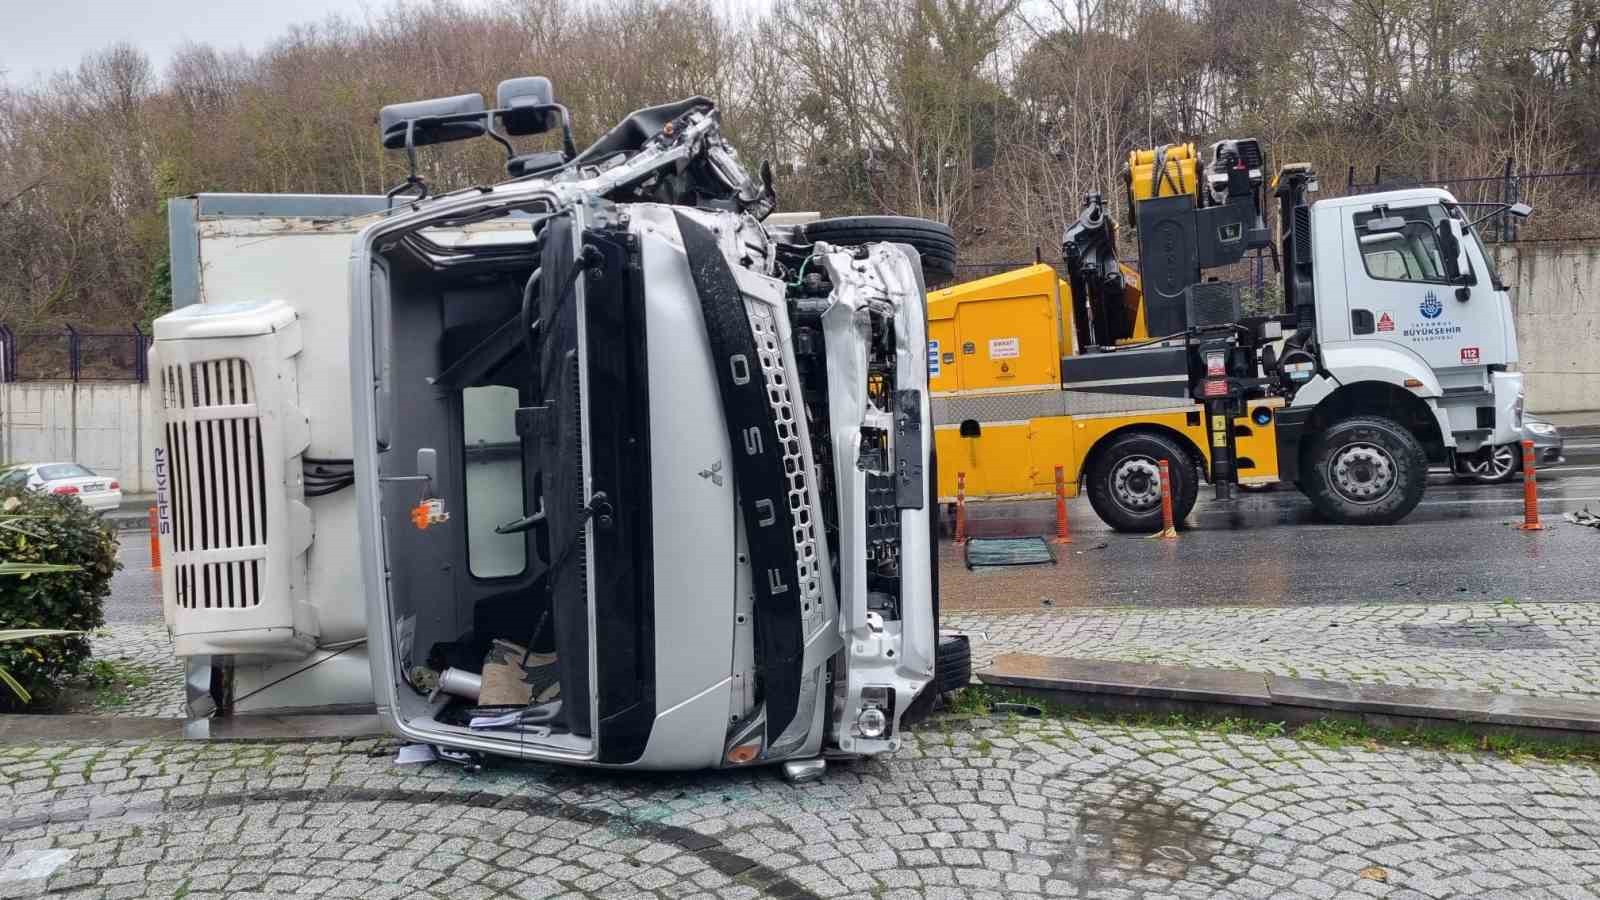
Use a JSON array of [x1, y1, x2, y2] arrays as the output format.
[[151, 79, 965, 775]]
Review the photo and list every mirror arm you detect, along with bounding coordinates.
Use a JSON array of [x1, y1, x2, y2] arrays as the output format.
[[384, 119, 429, 209], [406, 119, 418, 181], [1466, 208, 1503, 230], [483, 117, 515, 160], [553, 105, 578, 160]]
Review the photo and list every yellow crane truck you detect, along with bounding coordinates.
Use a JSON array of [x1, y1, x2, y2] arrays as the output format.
[[935, 139, 1529, 531], [929, 262, 1282, 531]]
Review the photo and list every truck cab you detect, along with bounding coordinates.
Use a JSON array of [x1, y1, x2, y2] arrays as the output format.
[[1300, 187, 1522, 450], [150, 85, 951, 775], [1268, 178, 1525, 521]]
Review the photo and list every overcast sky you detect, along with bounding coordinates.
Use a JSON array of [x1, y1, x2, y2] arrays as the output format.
[[0, 0, 386, 84]]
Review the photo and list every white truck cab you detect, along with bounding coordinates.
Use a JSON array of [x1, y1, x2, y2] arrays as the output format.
[[1299, 187, 1523, 452], [1259, 172, 1526, 524]]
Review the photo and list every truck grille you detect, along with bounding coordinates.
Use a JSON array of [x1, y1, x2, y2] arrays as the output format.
[[160, 358, 267, 610], [746, 303, 822, 619]]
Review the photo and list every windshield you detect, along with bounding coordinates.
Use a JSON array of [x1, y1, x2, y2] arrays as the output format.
[[38, 463, 94, 480]]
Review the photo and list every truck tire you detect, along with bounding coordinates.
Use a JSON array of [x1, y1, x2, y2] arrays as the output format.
[[934, 634, 972, 694], [1085, 431, 1198, 533], [804, 215, 958, 283], [1303, 415, 1427, 524]]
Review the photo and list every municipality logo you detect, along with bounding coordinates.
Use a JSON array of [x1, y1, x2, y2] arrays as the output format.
[[1420, 291, 1443, 319]]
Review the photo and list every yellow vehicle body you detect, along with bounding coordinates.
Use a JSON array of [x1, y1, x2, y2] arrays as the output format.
[[1126, 143, 1202, 203], [928, 264, 1281, 503]]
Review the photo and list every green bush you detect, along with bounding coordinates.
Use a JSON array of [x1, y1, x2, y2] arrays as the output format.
[[0, 487, 119, 710]]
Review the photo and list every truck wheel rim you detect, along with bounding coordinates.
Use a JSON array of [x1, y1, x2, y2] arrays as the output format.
[[1486, 445, 1517, 480], [1110, 456, 1162, 511], [1328, 442, 1396, 503]]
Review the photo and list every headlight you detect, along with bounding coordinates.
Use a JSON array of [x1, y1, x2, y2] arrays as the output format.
[[856, 706, 888, 739], [1526, 422, 1557, 436]]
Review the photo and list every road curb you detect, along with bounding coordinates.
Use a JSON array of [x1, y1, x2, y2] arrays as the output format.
[[980, 654, 1600, 742]]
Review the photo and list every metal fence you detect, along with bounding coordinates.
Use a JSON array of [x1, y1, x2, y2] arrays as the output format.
[[1345, 157, 1600, 243], [0, 324, 150, 382]]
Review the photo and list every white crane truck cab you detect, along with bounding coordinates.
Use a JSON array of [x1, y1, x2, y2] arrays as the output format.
[[1266, 177, 1526, 522], [1294, 187, 1522, 442], [151, 86, 958, 776]]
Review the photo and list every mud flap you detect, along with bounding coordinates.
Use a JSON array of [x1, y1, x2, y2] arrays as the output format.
[[674, 212, 804, 741]]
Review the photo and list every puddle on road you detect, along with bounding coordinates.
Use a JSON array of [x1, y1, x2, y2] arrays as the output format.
[[1068, 776, 1245, 889]]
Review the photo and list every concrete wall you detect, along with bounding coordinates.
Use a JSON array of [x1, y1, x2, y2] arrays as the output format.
[[1500, 242, 1600, 413], [0, 382, 155, 493]]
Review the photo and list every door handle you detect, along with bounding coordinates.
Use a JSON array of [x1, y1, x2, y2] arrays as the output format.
[[1351, 309, 1375, 335]]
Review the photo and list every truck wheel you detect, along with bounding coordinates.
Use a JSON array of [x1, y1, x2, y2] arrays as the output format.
[[804, 215, 958, 284], [1303, 416, 1427, 524], [1085, 431, 1198, 533], [934, 634, 971, 694]]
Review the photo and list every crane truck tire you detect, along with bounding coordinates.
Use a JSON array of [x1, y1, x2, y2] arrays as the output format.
[[1085, 431, 1198, 533], [1302, 415, 1427, 524], [804, 216, 958, 283]]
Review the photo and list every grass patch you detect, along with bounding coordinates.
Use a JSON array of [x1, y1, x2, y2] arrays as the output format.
[[933, 684, 1600, 767], [83, 658, 153, 708]]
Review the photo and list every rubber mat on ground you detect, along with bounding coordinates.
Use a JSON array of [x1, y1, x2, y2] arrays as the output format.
[[963, 536, 1056, 568]]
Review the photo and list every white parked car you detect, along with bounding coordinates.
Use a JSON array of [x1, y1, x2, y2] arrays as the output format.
[[0, 462, 123, 512]]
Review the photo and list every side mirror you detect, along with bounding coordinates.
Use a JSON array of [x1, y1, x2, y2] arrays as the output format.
[[1508, 202, 1533, 219], [380, 94, 489, 149], [1435, 219, 1473, 287], [497, 77, 559, 136]]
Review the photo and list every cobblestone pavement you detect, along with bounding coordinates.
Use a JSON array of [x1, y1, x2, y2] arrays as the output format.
[[3, 716, 1599, 899], [69, 597, 1600, 721], [81, 627, 184, 718], [952, 600, 1600, 701]]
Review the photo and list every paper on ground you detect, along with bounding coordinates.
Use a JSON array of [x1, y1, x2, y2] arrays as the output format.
[[395, 743, 437, 765], [0, 849, 75, 883]]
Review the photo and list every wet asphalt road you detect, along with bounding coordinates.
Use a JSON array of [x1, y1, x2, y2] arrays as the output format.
[[105, 535, 160, 627], [943, 460, 1600, 611]]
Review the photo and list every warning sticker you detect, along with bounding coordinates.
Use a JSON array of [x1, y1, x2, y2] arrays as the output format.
[[1213, 430, 1228, 448], [1377, 312, 1395, 333], [927, 340, 940, 376], [1460, 346, 1480, 365], [989, 337, 1020, 359]]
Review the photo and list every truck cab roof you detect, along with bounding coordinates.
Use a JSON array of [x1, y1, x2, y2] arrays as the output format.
[[1317, 185, 1458, 212]]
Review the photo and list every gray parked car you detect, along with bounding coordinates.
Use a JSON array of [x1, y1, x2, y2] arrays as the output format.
[[1456, 414, 1563, 483]]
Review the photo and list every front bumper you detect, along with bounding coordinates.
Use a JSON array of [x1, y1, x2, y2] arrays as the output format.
[[82, 490, 123, 512], [1489, 371, 1525, 447], [1533, 432, 1564, 466]]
